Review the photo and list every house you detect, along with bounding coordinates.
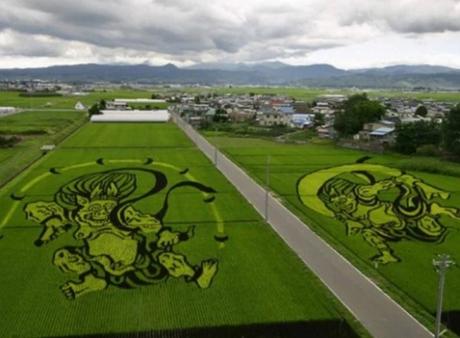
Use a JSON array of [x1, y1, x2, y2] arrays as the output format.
[[293, 101, 310, 114], [400, 116, 431, 124], [105, 101, 130, 110], [273, 103, 295, 115], [228, 109, 256, 122], [114, 98, 167, 104], [369, 127, 395, 141], [356, 121, 395, 141], [258, 112, 290, 126], [311, 102, 335, 117], [188, 115, 205, 127], [317, 95, 347, 107], [290, 114, 314, 129], [316, 125, 335, 139]]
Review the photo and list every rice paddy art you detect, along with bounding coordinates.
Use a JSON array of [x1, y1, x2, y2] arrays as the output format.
[[297, 159, 460, 264], [16, 161, 221, 299]]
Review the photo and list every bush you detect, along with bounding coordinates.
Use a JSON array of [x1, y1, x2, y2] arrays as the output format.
[[394, 121, 441, 155], [19, 91, 62, 97], [0, 135, 21, 148], [442, 104, 460, 157], [416, 144, 440, 156]]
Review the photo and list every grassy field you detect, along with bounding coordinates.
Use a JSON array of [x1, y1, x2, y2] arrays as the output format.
[[0, 89, 154, 109], [0, 110, 87, 187], [206, 134, 460, 337], [180, 86, 460, 102], [0, 122, 366, 337], [3, 87, 458, 112]]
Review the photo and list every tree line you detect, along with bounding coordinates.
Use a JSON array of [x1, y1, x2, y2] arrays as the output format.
[[334, 93, 460, 159], [394, 104, 460, 158]]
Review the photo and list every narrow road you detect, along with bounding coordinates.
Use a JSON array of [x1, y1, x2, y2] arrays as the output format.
[[173, 115, 433, 338]]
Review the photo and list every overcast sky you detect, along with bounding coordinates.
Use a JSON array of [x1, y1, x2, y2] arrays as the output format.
[[1, 0, 460, 69]]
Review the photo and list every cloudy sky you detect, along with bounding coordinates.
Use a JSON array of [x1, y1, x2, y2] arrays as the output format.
[[1, 0, 460, 69]]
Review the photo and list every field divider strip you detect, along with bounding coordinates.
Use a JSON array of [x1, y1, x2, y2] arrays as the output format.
[[173, 114, 433, 338]]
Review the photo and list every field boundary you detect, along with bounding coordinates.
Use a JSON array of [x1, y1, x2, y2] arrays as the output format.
[[173, 113, 433, 338]]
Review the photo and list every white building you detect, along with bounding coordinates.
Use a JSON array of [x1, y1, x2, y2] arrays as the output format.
[[0, 107, 16, 115], [257, 112, 290, 126], [114, 98, 166, 104], [74, 102, 86, 111], [91, 110, 170, 122], [106, 101, 130, 110]]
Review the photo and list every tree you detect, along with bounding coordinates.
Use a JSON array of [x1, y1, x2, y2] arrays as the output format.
[[194, 95, 201, 104], [314, 113, 325, 127], [442, 104, 460, 156], [394, 121, 441, 155], [334, 94, 385, 136], [415, 105, 428, 117], [0, 135, 20, 148], [88, 104, 100, 116], [213, 108, 229, 122], [99, 99, 106, 110], [151, 93, 159, 99]]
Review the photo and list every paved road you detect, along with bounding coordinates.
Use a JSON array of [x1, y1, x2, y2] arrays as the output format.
[[174, 115, 433, 338]]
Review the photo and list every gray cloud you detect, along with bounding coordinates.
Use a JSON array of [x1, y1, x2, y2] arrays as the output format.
[[340, 0, 460, 34], [0, 31, 64, 57], [0, 0, 459, 66]]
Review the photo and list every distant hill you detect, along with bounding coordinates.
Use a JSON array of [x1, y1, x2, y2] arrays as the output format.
[[1, 63, 460, 89]]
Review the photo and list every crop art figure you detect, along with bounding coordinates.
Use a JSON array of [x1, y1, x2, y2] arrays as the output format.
[[24, 169, 218, 299], [298, 162, 460, 264]]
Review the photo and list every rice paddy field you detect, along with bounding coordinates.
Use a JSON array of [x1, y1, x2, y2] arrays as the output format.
[[0, 122, 366, 337], [206, 134, 460, 336], [181, 86, 460, 102], [0, 89, 153, 109], [0, 110, 87, 187]]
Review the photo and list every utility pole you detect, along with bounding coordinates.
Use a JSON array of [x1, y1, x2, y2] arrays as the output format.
[[433, 254, 455, 338], [264, 155, 271, 221]]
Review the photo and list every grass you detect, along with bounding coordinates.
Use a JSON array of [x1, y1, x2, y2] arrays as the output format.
[[179, 86, 460, 102], [4, 86, 457, 112], [207, 135, 460, 337], [181, 86, 344, 102], [0, 110, 87, 187], [0, 89, 155, 109], [0, 122, 368, 337]]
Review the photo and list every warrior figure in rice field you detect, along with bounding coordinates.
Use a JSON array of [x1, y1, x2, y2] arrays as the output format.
[[24, 168, 218, 299], [298, 163, 460, 264]]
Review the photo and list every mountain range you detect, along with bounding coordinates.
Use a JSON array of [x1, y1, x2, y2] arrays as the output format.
[[1, 62, 460, 89]]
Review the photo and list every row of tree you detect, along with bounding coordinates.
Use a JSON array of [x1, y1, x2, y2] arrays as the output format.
[[334, 94, 385, 136], [394, 104, 460, 157], [333, 93, 460, 158]]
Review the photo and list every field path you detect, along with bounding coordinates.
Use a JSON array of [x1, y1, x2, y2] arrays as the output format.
[[173, 115, 433, 338]]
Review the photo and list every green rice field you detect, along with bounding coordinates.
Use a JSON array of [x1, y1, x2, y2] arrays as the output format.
[[207, 134, 460, 336], [182, 86, 460, 102], [0, 110, 87, 187], [0, 89, 153, 109], [0, 122, 366, 337]]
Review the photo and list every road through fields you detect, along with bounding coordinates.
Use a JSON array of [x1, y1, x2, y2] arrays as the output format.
[[173, 114, 433, 338]]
